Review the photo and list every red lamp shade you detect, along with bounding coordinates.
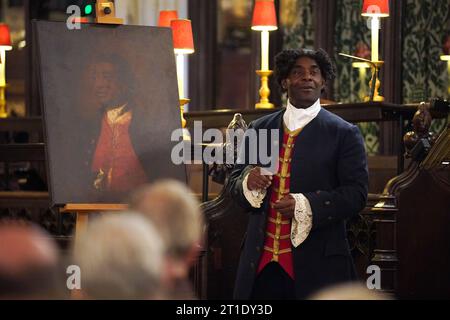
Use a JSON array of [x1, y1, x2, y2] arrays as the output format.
[[158, 10, 178, 27], [362, 0, 390, 17], [171, 19, 194, 54], [443, 35, 450, 55], [251, 0, 278, 31], [0, 24, 12, 48]]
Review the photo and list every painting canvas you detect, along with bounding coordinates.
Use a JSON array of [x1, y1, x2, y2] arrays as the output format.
[[34, 21, 186, 205]]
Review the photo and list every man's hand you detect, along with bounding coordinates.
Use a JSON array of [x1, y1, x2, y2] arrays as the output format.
[[273, 195, 295, 219], [247, 166, 273, 191]]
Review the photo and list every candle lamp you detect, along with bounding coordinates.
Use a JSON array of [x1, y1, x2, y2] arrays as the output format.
[[251, 0, 278, 109], [361, 0, 390, 102], [171, 19, 194, 128]]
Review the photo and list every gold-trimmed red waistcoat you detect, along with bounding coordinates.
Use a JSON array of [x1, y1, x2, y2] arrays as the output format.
[[256, 125, 302, 279]]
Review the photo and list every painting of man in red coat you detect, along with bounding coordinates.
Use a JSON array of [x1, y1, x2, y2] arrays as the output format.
[[83, 55, 148, 198], [35, 21, 185, 204]]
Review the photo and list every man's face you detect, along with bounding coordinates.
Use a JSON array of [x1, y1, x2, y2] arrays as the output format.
[[283, 56, 325, 108], [88, 62, 120, 106]]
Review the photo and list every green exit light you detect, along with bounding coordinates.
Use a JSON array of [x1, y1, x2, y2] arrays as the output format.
[[84, 4, 93, 15]]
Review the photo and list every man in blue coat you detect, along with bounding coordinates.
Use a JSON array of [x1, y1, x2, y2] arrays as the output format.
[[230, 48, 368, 299]]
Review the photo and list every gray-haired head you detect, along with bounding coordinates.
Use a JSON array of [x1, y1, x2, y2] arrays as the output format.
[[72, 212, 164, 300], [129, 180, 203, 260]]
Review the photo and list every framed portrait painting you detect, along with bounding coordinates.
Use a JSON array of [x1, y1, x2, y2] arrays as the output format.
[[34, 21, 186, 204]]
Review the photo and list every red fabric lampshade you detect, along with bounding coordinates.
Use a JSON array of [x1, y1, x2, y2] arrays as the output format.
[[443, 35, 450, 55], [0, 24, 12, 48], [251, 0, 278, 31], [362, 0, 390, 17], [158, 10, 178, 27], [171, 19, 194, 54]]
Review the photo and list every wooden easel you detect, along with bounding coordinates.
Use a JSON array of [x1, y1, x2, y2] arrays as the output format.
[[61, 204, 128, 242], [62, 1, 125, 243]]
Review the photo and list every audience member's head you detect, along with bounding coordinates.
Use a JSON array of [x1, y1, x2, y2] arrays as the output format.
[[72, 212, 164, 299], [0, 221, 61, 299], [309, 282, 392, 300], [129, 180, 204, 297]]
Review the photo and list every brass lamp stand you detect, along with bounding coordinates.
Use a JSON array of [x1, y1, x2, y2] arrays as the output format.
[[339, 53, 384, 102], [179, 98, 189, 128], [255, 70, 274, 109], [366, 61, 384, 102], [0, 85, 7, 118]]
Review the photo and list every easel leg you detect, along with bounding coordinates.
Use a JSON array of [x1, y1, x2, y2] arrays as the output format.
[[70, 212, 89, 299], [75, 212, 89, 245]]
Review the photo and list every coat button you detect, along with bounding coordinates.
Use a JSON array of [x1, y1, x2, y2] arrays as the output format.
[[328, 216, 333, 220], [256, 246, 261, 252], [325, 201, 331, 205], [250, 262, 255, 269]]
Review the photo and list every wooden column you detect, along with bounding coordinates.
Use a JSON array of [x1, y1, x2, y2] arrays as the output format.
[[25, 0, 38, 116], [379, 0, 404, 156], [188, 0, 217, 111], [314, 0, 336, 100]]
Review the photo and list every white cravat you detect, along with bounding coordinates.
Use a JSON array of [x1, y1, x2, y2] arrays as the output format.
[[283, 98, 321, 131], [242, 99, 321, 247]]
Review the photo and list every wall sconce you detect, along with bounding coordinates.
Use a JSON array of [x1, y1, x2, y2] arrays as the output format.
[[251, 0, 278, 109], [339, 53, 381, 102], [361, 0, 389, 102], [440, 35, 450, 96], [353, 61, 371, 100], [171, 19, 194, 128], [0, 23, 12, 118], [352, 42, 371, 101]]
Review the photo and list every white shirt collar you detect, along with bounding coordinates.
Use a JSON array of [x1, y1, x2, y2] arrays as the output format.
[[107, 104, 128, 124], [283, 98, 321, 131]]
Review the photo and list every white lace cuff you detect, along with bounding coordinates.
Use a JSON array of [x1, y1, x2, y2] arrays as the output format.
[[242, 173, 266, 208], [291, 193, 313, 248]]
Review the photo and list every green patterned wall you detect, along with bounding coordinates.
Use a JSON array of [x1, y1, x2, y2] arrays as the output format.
[[281, 0, 315, 49], [280, 0, 315, 107], [333, 0, 379, 155], [402, 0, 449, 134]]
